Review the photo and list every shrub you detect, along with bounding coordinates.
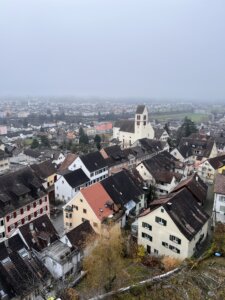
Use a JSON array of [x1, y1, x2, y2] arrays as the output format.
[[161, 256, 181, 271], [142, 255, 161, 268]]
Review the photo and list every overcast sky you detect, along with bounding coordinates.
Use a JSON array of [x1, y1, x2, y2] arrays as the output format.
[[0, 0, 225, 100]]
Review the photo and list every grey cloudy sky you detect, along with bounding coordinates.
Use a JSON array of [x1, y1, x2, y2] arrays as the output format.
[[0, 0, 225, 100]]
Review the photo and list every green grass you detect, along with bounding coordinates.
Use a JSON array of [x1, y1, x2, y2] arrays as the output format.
[[153, 113, 209, 123], [24, 138, 33, 146]]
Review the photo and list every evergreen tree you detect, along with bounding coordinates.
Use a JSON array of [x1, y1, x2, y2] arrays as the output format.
[[79, 127, 89, 144], [40, 135, 50, 147], [164, 122, 170, 134], [176, 117, 197, 145], [31, 138, 39, 149], [94, 134, 101, 150]]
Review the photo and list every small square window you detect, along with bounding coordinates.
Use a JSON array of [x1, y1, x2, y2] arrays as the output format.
[[83, 209, 87, 214]]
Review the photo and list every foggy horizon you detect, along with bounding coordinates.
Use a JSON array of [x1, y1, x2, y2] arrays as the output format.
[[1, 0, 225, 101]]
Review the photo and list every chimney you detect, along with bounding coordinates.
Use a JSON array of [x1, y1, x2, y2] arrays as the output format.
[[167, 202, 172, 210], [29, 222, 34, 232], [4, 239, 9, 248]]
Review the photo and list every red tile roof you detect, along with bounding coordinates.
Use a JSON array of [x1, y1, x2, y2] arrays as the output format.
[[81, 182, 114, 221]]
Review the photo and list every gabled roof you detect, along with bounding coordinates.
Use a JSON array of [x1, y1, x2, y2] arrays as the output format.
[[119, 120, 135, 133], [153, 170, 182, 184], [135, 138, 166, 154], [80, 151, 107, 172], [149, 188, 209, 241], [0, 167, 45, 217], [65, 220, 95, 250], [102, 145, 129, 167], [101, 169, 143, 207], [19, 214, 58, 252], [81, 182, 114, 221], [214, 173, 225, 195], [30, 159, 56, 179], [154, 128, 167, 140], [136, 105, 146, 114], [64, 169, 89, 188], [103, 145, 122, 157], [59, 153, 77, 172], [0, 234, 49, 298], [172, 173, 207, 205], [207, 154, 225, 170], [141, 151, 178, 176], [178, 135, 215, 159], [24, 149, 41, 158]]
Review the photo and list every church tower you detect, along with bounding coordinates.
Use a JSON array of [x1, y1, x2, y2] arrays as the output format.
[[134, 105, 154, 140]]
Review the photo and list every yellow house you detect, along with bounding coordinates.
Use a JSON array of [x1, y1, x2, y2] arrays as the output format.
[[63, 182, 118, 234], [31, 160, 57, 202]]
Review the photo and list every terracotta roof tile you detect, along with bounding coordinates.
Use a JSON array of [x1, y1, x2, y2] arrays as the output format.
[[81, 183, 114, 221]]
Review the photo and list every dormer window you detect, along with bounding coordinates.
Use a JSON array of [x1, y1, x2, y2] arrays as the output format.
[[18, 248, 29, 258]]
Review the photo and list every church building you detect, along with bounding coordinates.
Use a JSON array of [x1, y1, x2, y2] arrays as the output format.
[[113, 105, 155, 148]]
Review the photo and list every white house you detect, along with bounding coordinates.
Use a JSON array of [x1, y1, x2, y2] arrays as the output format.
[[70, 151, 108, 184], [40, 240, 81, 280], [197, 154, 225, 184], [154, 128, 170, 142], [113, 105, 155, 148], [55, 169, 90, 203], [213, 174, 225, 223], [138, 188, 209, 260], [136, 152, 183, 196], [15, 214, 81, 280], [52, 152, 66, 166]]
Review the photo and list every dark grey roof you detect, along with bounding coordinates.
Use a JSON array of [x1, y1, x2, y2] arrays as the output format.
[[19, 214, 58, 252], [150, 188, 209, 241], [102, 145, 129, 167], [0, 150, 8, 160], [66, 220, 95, 250], [136, 105, 145, 114], [0, 234, 50, 298], [64, 169, 89, 188], [173, 173, 208, 205], [154, 128, 166, 140], [119, 120, 135, 133], [178, 135, 215, 159], [80, 151, 107, 172], [207, 154, 225, 170], [142, 151, 178, 175], [30, 159, 56, 179], [0, 167, 46, 217], [101, 169, 143, 207], [103, 145, 122, 157], [24, 149, 41, 158], [136, 138, 165, 154]]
